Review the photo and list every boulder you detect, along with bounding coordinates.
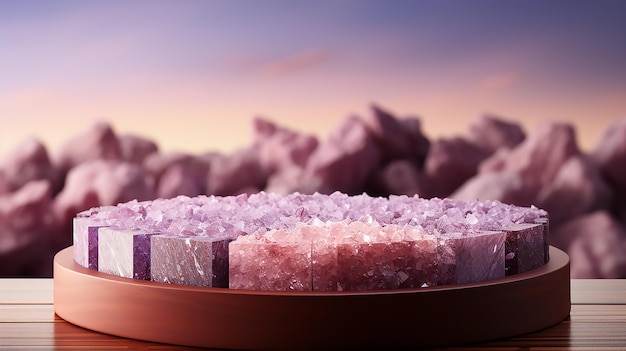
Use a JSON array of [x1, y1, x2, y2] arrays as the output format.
[[467, 114, 525, 154], [552, 211, 626, 278], [157, 155, 212, 199], [119, 134, 159, 164], [252, 117, 318, 174], [479, 123, 580, 192], [370, 160, 428, 197], [53, 160, 155, 226], [424, 137, 490, 198], [362, 104, 429, 164], [536, 155, 612, 227], [206, 148, 268, 196], [451, 171, 534, 207], [303, 115, 381, 194], [0, 138, 59, 193], [54, 121, 123, 175], [0, 180, 57, 276]]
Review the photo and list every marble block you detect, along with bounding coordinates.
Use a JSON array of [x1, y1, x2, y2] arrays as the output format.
[[438, 231, 506, 285], [72, 210, 113, 269], [151, 235, 230, 287], [503, 223, 546, 275], [98, 227, 159, 280]]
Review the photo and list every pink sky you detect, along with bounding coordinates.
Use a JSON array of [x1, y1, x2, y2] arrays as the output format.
[[1, 1, 625, 158]]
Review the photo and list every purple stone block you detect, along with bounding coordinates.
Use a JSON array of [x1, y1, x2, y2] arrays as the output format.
[[73, 207, 116, 269], [504, 223, 546, 275], [72, 216, 91, 268], [438, 231, 506, 285], [87, 226, 108, 270], [151, 235, 230, 287], [73, 216, 109, 269], [98, 228, 159, 280]]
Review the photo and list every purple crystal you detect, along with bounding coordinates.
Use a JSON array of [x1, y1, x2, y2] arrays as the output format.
[[503, 223, 546, 275], [438, 230, 506, 285], [76, 191, 550, 289]]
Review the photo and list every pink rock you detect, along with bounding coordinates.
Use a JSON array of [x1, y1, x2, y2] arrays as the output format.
[[0, 171, 9, 195], [362, 104, 430, 163], [0, 180, 56, 276], [370, 160, 428, 196], [480, 123, 580, 192], [451, 171, 536, 207], [0, 180, 54, 250], [592, 118, 626, 221], [424, 137, 490, 198], [53, 160, 155, 225], [143, 152, 194, 181], [252, 117, 319, 173], [536, 155, 612, 227], [118, 134, 158, 164], [467, 114, 525, 153], [207, 149, 268, 196], [54, 122, 123, 174], [264, 166, 319, 195], [158, 156, 212, 199], [143, 152, 215, 198], [0, 138, 59, 193], [478, 148, 509, 173], [304, 115, 381, 194], [552, 211, 626, 278]]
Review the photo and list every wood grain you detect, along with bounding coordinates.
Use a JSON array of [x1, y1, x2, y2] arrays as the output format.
[[1, 279, 625, 350]]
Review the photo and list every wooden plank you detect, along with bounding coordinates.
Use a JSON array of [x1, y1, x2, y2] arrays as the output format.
[[0, 322, 204, 350], [0, 279, 53, 304], [0, 305, 56, 322], [1, 279, 625, 350], [1, 304, 624, 350], [571, 279, 626, 305]]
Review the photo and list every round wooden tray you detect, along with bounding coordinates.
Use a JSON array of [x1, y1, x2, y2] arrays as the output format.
[[54, 246, 570, 350]]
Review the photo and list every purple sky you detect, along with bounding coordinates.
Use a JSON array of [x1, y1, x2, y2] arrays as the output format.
[[1, 1, 625, 156]]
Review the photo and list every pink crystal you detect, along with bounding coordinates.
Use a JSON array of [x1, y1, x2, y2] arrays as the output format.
[[229, 230, 312, 291]]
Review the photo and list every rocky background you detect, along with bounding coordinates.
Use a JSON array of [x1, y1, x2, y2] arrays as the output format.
[[1, 105, 625, 278]]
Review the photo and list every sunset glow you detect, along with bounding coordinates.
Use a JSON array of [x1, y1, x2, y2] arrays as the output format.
[[1, 1, 625, 158]]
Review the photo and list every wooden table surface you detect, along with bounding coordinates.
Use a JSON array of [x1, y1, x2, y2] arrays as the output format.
[[1, 279, 625, 350]]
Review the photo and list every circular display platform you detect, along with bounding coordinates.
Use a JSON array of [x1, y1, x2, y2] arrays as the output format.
[[54, 246, 570, 350]]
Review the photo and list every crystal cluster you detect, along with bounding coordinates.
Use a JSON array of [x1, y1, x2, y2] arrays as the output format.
[[73, 192, 549, 291]]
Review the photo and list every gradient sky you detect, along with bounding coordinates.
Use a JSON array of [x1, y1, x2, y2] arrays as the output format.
[[1, 1, 625, 159]]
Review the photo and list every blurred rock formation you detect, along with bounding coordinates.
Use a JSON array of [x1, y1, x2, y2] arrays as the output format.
[[1, 105, 625, 278]]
